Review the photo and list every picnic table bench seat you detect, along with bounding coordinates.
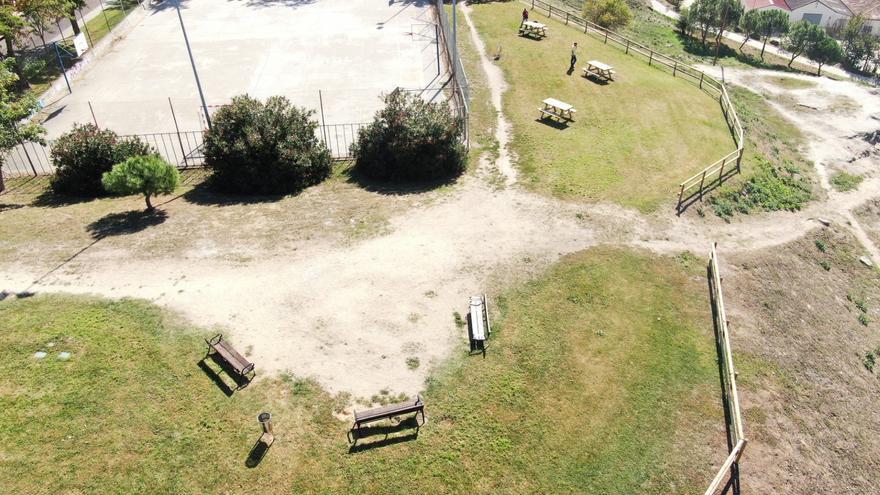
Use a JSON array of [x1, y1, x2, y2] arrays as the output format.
[[205, 334, 255, 385]]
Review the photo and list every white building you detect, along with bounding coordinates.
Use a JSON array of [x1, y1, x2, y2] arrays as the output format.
[[743, 0, 880, 35]]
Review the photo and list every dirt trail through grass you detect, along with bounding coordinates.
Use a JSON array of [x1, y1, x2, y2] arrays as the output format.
[[3, 7, 879, 401], [461, 3, 517, 186]]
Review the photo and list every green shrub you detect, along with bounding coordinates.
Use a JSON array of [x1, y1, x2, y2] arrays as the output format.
[[21, 58, 48, 82], [50, 123, 152, 196], [709, 157, 812, 221], [351, 89, 466, 183], [819, 260, 831, 271], [102, 155, 180, 211], [829, 172, 863, 192], [582, 0, 633, 29], [814, 239, 827, 252], [858, 313, 870, 327], [203, 95, 332, 195]]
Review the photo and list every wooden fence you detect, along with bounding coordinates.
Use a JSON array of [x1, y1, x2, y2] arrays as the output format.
[[523, 0, 745, 213], [706, 244, 747, 495]]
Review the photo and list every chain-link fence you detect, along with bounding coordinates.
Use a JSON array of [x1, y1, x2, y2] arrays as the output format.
[[435, 0, 470, 148]]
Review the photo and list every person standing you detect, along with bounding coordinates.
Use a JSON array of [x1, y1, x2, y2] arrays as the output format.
[[569, 42, 578, 72], [521, 8, 529, 25]]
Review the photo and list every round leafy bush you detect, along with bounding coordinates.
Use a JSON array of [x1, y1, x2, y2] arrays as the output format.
[[203, 95, 333, 195], [51, 123, 153, 196], [351, 89, 466, 182]]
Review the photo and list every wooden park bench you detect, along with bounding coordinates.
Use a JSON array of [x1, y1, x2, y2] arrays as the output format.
[[205, 334, 255, 387], [348, 396, 426, 443], [468, 294, 492, 354], [539, 97, 576, 122]]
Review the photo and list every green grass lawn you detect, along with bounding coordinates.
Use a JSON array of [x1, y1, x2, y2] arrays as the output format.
[[467, 2, 735, 212], [0, 248, 723, 493], [19, 6, 133, 98]]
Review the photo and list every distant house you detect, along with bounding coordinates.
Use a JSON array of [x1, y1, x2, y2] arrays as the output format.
[[742, 0, 880, 35]]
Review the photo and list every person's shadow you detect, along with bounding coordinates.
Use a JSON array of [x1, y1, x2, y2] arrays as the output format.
[[566, 66, 575, 76]]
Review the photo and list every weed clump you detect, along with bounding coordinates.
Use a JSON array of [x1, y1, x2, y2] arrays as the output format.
[[709, 158, 813, 222]]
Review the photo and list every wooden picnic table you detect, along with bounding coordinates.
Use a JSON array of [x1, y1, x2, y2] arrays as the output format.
[[519, 20, 547, 38], [539, 97, 576, 121], [583, 60, 616, 81]]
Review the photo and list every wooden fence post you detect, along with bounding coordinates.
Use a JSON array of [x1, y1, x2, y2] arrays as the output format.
[[584, 22, 588, 33], [699, 170, 707, 200], [736, 149, 743, 172], [565, 12, 569, 24], [531, 0, 535, 8], [677, 185, 684, 213], [673, 61, 677, 77], [699, 72, 704, 89], [648, 50, 653, 66], [625, 39, 629, 54], [718, 161, 725, 183]]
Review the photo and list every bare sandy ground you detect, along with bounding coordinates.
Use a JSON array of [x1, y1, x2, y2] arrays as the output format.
[[2, 17, 878, 401]]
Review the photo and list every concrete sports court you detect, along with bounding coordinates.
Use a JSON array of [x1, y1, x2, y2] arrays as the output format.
[[38, 0, 443, 138]]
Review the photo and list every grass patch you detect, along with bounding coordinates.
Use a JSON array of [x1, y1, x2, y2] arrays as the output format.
[[765, 76, 817, 90], [469, 2, 734, 212], [0, 248, 722, 493], [830, 172, 864, 192], [707, 86, 814, 220], [15, 4, 134, 99], [448, 4, 499, 169]]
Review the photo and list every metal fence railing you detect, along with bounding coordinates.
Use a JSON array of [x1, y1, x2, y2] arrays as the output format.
[[522, 0, 745, 213], [1, 123, 368, 181], [706, 244, 747, 495], [435, 0, 470, 148]]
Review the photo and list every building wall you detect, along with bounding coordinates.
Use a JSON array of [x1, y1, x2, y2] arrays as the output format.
[[789, 1, 851, 29]]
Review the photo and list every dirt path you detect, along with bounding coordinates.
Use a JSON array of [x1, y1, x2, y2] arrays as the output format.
[[461, 3, 517, 186], [698, 66, 880, 261], [3, 18, 879, 401]]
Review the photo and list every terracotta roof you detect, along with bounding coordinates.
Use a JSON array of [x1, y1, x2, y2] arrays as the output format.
[[744, 0, 792, 10], [787, 0, 852, 16], [840, 0, 880, 19], [746, 0, 880, 19]]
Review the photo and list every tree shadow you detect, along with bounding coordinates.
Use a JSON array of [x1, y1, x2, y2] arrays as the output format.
[[346, 168, 459, 196], [182, 181, 287, 206], [0, 203, 25, 213], [149, 0, 191, 13], [226, 0, 317, 8], [86, 209, 168, 239], [32, 190, 98, 209]]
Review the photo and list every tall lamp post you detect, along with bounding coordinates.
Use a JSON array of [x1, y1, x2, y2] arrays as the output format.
[[176, 1, 211, 130]]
